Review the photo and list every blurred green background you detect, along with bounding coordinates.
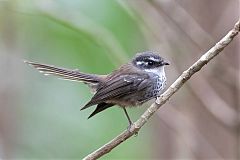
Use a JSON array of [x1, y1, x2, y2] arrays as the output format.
[[0, 0, 239, 159], [1, 0, 152, 159]]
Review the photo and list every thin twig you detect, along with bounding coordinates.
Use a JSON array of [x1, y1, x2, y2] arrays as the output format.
[[83, 21, 240, 160]]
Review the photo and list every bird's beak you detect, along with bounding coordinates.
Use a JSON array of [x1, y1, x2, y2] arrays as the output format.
[[163, 61, 170, 65]]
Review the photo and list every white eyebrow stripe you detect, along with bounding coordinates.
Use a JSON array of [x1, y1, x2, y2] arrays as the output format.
[[148, 57, 160, 62]]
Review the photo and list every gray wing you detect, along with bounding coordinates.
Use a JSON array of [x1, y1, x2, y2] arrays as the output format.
[[81, 73, 152, 109]]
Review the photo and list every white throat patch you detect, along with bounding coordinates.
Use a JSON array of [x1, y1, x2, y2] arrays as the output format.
[[144, 66, 165, 77]]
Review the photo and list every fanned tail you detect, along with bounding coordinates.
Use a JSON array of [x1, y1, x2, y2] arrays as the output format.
[[24, 61, 102, 84]]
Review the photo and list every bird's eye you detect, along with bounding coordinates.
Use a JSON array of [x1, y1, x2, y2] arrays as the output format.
[[148, 61, 153, 65], [146, 60, 154, 66]]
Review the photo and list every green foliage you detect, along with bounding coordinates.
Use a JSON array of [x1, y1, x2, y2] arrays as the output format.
[[12, 0, 154, 159]]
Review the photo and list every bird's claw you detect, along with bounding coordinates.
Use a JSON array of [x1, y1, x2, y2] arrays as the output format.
[[127, 122, 138, 136], [127, 122, 133, 131]]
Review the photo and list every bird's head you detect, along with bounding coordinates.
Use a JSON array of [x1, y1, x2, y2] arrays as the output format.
[[132, 51, 169, 71]]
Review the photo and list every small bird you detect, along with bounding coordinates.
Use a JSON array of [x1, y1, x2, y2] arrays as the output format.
[[25, 51, 169, 127]]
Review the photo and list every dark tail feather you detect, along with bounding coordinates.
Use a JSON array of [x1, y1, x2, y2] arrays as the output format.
[[24, 61, 101, 84], [80, 100, 97, 110], [88, 103, 114, 119]]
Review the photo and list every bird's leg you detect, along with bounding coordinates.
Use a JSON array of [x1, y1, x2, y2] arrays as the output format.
[[123, 108, 132, 125], [123, 108, 138, 136]]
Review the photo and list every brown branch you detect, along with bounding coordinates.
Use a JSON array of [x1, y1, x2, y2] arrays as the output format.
[[83, 21, 240, 160]]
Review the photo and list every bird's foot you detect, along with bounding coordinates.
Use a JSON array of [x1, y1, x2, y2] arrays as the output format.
[[127, 122, 133, 131], [127, 122, 138, 136]]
